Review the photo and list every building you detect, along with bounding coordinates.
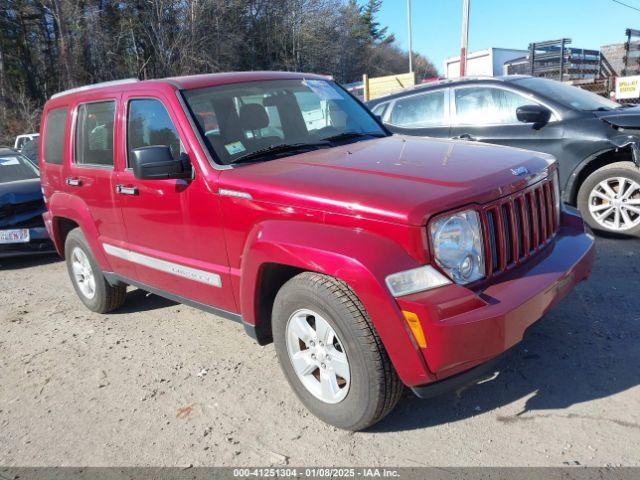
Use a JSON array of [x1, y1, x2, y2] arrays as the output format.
[[601, 42, 625, 76], [444, 48, 528, 79]]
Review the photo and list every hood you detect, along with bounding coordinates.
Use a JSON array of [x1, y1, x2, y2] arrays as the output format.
[[220, 136, 555, 226], [0, 178, 46, 228], [595, 107, 640, 129]]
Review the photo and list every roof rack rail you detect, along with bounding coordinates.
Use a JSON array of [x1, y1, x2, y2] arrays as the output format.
[[50, 78, 139, 99]]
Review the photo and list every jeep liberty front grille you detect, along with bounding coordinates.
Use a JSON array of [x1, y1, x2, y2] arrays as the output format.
[[483, 177, 558, 277]]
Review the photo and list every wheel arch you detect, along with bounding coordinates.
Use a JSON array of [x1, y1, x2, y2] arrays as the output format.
[[47, 192, 112, 269], [239, 220, 436, 386], [566, 145, 637, 205]]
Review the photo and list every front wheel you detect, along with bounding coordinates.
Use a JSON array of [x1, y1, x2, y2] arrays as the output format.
[[272, 272, 403, 431], [577, 162, 640, 236]]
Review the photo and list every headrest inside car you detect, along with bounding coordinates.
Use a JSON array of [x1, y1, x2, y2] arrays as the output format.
[[239, 103, 269, 131]]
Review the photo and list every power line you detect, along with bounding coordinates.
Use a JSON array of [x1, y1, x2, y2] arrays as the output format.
[[611, 0, 640, 13]]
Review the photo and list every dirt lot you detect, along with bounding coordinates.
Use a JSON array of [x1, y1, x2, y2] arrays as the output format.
[[0, 235, 639, 467]]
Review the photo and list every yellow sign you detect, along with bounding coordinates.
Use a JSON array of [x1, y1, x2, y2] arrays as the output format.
[[616, 75, 640, 100], [363, 72, 416, 101]]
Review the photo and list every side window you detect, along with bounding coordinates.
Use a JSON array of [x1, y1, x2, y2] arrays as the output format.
[[371, 103, 388, 118], [495, 89, 539, 124], [43, 107, 68, 165], [75, 101, 116, 166], [389, 91, 445, 128], [454, 87, 537, 125], [127, 99, 181, 165]]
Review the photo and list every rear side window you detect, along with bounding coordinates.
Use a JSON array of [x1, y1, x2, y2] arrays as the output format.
[[43, 108, 68, 164], [75, 101, 116, 166], [127, 99, 181, 165], [389, 90, 445, 128]]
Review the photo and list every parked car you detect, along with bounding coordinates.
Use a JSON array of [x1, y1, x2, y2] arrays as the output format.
[[367, 76, 640, 236], [0, 148, 53, 257], [20, 137, 39, 165], [14, 133, 39, 152], [40, 73, 594, 430]]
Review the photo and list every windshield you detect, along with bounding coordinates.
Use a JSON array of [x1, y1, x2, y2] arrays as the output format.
[[512, 77, 621, 111], [0, 153, 39, 183], [182, 79, 386, 165]]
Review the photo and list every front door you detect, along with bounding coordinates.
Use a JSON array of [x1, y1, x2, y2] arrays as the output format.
[[448, 85, 564, 159], [113, 93, 236, 313]]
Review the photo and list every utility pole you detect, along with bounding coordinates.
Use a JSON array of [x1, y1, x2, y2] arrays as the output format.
[[460, 0, 470, 77], [407, 0, 413, 73]]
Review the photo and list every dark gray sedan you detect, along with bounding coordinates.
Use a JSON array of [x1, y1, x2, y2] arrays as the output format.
[[367, 76, 640, 236], [0, 148, 53, 257]]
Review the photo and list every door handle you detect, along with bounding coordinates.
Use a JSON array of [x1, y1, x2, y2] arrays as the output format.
[[452, 133, 476, 141], [65, 177, 82, 186], [115, 185, 139, 196]]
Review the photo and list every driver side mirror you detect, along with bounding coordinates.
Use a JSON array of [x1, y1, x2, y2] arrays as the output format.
[[516, 105, 552, 128], [131, 146, 192, 180]]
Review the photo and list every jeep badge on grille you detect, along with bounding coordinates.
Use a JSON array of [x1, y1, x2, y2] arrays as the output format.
[[511, 166, 529, 176]]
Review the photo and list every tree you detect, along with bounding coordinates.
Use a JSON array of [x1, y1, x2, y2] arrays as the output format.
[[0, 0, 439, 144]]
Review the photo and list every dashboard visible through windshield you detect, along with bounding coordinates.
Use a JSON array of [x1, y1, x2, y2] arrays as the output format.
[[182, 78, 386, 165]]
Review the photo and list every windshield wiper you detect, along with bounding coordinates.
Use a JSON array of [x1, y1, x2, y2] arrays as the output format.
[[230, 142, 329, 165], [321, 131, 385, 143]]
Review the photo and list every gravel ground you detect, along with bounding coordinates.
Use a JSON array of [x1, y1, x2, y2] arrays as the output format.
[[0, 235, 639, 467]]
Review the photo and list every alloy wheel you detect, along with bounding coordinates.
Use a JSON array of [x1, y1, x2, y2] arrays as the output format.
[[588, 176, 640, 231], [71, 247, 96, 299], [285, 308, 350, 404]]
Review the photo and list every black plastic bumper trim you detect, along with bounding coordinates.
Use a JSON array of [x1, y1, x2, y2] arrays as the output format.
[[410, 348, 514, 399]]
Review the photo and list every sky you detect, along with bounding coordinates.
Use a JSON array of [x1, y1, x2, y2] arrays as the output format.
[[372, 0, 640, 74]]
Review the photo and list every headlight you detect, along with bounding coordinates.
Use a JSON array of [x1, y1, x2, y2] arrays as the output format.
[[430, 210, 485, 284], [385, 265, 451, 297]]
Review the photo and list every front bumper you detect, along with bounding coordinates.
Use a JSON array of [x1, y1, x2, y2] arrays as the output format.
[[0, 227, 54, 258], [396, 207, 595, 391]]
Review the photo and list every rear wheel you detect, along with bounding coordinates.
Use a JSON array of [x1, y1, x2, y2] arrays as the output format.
[[272, 272, 403, 431], [577, 162, 640, 236], [64, 228, 127, 313]]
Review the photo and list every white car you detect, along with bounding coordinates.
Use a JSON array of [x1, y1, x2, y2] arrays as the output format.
[[14, 133, 39, 151]]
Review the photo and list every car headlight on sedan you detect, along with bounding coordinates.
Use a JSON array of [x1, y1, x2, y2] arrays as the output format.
[[429, 210, 485, 284]]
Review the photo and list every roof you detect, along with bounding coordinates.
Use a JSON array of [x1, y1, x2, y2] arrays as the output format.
[[444, 47, 528, 63], [366, 75, 533, 105], [164, 71, 330, 90], [50, 71, 330, 100]]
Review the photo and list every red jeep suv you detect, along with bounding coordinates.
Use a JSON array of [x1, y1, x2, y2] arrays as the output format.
[[39, 72, 595, 430]]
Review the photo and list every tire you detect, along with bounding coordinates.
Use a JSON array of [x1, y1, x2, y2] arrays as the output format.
[[64, 228, 127, 313], [577, 161, 640, 237], [272, 272, 403, 431]]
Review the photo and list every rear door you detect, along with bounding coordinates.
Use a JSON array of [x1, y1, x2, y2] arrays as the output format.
[[114, 93, 235, 312], [382, 88, 451, 138], [449, 84, 564, 155], [66, 98, 134, 277]]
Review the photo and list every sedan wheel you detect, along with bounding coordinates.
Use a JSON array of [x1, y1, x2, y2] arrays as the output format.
[[588, 177, 640, 232], [578, 162, 640, 237]]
